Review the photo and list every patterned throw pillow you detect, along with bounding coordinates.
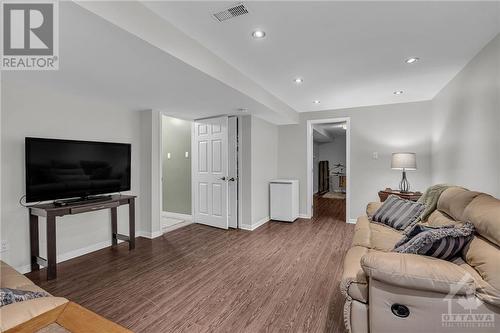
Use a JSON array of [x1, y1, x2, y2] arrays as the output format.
[[371, 195, 425, 231], [393, 222, 474, 260], [0, 288, 49, 307]]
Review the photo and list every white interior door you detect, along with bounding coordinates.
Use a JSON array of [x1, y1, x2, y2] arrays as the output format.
[[228, 117, 238, 228], [193, 116, 228, 229]]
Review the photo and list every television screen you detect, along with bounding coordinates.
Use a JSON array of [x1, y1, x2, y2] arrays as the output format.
[[25, 138, 131, 203]]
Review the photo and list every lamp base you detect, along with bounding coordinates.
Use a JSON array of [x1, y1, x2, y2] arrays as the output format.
[[399, 170, 410, 193]]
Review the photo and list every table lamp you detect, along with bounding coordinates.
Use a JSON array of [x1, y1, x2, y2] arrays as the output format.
[[391, 152, 417, 193]]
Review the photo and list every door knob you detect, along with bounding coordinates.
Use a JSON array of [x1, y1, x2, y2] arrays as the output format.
[[220, 177, 226, 181]]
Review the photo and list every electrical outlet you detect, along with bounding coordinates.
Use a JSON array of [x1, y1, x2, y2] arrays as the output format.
[[0, 240, 9, 253]]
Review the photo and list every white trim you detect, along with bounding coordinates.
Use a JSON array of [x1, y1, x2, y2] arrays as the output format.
[[15, 238, 125, 274], [137, 230, 163, 239], [348, 218, 357, 224], [237, 116, 243, 229], [161, 220, 193, 234], [14, 230, 164, 274], [299, 214, 312, 219], [239, 216, 270, 231], [307, 117, 351, 224], [161, 211, 193, 221]]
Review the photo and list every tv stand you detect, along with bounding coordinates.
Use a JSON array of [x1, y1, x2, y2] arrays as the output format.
[[53, 195, 112, 207], [29, 194, 136, 280]]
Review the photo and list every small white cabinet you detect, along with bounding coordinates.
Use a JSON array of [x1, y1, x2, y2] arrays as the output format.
[[270, 179, 299, 222]]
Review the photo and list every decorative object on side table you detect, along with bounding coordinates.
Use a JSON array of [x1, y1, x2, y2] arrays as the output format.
[[378, 188, 422, 202], [391, 152, 417, 192]]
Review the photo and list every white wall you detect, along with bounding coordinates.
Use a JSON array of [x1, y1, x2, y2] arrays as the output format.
[[277, 101, 433, 220], [1, 77, 151, 272], [238, 115, 278, 229], [251, 116, 278, 225], [432, 34, 500, 197], [317, 135, 346, 192]]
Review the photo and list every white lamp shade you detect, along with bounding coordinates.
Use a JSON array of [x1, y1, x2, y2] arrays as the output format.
[[391, 152, 417, 170]]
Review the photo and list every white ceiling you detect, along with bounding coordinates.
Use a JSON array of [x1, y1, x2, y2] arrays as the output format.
[[3, 1, 285, 123], [144, 1, 500, 112]]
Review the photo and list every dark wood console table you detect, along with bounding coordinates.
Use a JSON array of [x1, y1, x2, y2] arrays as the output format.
[[29, 195, 136, 280]]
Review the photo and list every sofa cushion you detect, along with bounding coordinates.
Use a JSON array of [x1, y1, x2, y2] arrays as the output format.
[[352, 216, 403, 251], [0, 261, 35, 290], [463, 194, 500, 247], [366, 202, 382, 218], [0, 297, 68, 331], [424, 210, 458, 227], [463, 235, 500, 297], [453, 257, 500, 307], [368, 222, 404, 251], [372, 195, 425, 231], [341, 246, 369, 303], [437, 187, 481, 222]]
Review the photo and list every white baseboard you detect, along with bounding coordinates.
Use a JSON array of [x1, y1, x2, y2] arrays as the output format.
[[240, 216, 270, 231], [299, 214, 312, 219], [161, 211, 192, 221], [15, 238, 125, 274], [161, 220, 193, 234], [348, 218, 357, 224], [15, 229, 158, 274], [137, 230, 163, 239]]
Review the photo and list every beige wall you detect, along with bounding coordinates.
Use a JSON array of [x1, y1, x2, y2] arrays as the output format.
[[432, 34, 500, 197], [161, 115, 191, 215], [278, 101, 433, 220]]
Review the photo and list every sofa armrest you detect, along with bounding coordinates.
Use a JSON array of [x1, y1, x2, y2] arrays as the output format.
[[361, 252, 475, 295], [366, 202, 383, 217]]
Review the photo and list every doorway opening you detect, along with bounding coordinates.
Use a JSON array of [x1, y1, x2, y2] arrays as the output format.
[[307, 118, 350, 223], [160, 115, 240, 233], [160, 115, 194, 233]]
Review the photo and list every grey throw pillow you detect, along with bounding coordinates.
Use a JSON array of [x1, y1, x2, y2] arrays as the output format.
[[393, 222, 474, 260], [0, 288, 50, 307], [371, 195, 425, 231]]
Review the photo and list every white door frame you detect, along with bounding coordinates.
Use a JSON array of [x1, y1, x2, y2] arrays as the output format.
[[306, 117, 351, 223], [157, 113, 241, 233]]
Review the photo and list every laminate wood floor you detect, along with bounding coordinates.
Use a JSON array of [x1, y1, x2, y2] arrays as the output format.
[[27, 214, 354, 333], [313, 195, 346, 222]]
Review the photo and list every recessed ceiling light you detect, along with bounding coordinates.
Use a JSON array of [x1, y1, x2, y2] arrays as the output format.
[[294, 77, 304, 84], [313, 100, 321, 104], [405, 57, 420, 64], [393, 90, 404, 95], [252, 29, 266, 39]]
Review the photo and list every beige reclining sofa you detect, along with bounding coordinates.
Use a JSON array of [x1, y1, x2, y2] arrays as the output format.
[[341, 187, 500, 333], [0, 261, 68, 331]]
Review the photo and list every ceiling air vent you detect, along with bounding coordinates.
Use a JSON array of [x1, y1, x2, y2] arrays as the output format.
[[212, 3, 249, 22]]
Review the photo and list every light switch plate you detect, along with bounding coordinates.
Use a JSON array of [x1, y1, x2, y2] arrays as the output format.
[[372, 152, 379, 160], [185, 151, 189, 158], [167, 152, 171, 159]]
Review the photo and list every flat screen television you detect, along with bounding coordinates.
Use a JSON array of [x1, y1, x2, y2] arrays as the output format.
[[25, 137, 131, 203]]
